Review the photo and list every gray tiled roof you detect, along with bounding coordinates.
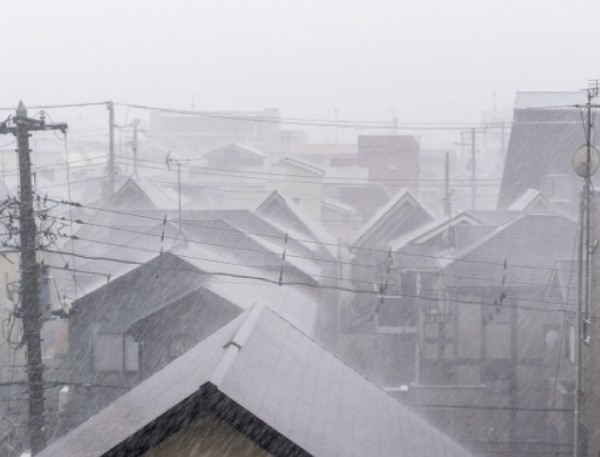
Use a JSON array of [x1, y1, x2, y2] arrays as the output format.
[[39, 307, 476, 457], [498, 107, 600, 209], [444, 213, 576, 287]]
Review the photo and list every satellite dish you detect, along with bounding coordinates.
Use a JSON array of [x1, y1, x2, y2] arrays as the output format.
[[572, 144, 600, 177]]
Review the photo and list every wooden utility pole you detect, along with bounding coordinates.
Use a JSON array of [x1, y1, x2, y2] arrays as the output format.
[[107, 101, 116, 196], [0, 102, 67, 455]]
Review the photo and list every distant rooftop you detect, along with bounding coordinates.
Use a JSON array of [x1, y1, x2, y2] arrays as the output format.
[[291, 143, 358, 156], [514, 91, 587, 109]]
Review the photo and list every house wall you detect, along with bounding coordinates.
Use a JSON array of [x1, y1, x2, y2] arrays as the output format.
[[275, 163, 323, 222], [0, 251, 25, 385], [357, 135, 420, 197], [142, 413, 273, 457], [66, 289, 240, 429], [347, 242, 568, 455], [320, 206, 355, 243], [417, 283, 567, 456]]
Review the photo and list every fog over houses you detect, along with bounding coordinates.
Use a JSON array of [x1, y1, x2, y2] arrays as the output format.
[[0, 89, 592, 457], [2, 2, 600, 456]]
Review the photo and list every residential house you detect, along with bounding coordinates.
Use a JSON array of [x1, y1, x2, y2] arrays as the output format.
[[328, 190, 434, 387], [387, 211, 577, 456], [264, 157, 325, 222], [39, 305, 477, 457], [64, 243, 320, 431], [498, 91, 599, 210], [320, 197, 356, 242], [350, 189, 435, 286], [354, 135, 420, 197], [254, 189, 344, 348], [290, 137, 421, 236], [148, 108, 282, 156]]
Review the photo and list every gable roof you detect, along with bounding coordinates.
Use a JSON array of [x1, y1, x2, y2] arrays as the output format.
[[352, 189, 435, 250], [256, 190, 338, 258], [284, 156, 326, 176], [389, 212, 481, 252], [103, 177, 189, 210], [443, 213, 577, 286], [508, 188, 552, 211], [321, 197, 356, 216], [202, 142, 268, 159], [39, 306, 475, 457], [72, 241, 318, 336]]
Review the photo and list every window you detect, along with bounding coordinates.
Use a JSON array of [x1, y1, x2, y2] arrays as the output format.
[[93, 334, 123, 372], [124, 335, 140, 372], [568, 325, 575, 364], [378, 270, 444, 330], [541, 174, 572, 202]]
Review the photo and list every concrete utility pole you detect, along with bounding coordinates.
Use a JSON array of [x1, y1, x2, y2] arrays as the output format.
[[470, 128, 476, 210], [0, 102, 67, 455], [444, 151, 452, 218], [107, 100, 116, 196], [131, 118, 141, 178], [574, 83, 600, 457]]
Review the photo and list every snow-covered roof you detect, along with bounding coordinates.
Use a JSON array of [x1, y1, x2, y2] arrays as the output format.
[[39, 306, 476, 457]]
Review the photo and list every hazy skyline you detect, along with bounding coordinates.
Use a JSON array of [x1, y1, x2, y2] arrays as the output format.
[[1, 0, 599, 133]]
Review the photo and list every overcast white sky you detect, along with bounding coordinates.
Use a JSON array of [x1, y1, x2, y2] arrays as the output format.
[[1, 0, 599, 134]]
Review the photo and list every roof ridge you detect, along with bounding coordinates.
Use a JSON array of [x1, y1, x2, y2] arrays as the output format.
[[210, 304, 264, 385]]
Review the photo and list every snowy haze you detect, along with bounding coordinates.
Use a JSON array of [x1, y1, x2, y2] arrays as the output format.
[[0, 0, 598, 124]]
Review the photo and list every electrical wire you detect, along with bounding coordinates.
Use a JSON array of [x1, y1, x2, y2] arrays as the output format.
[[40, 244, 576, 314], [44, 198, 578, 276], [43, 210, 578, 294], [111, 157, 504, 189], [113, 153, 502, 183]]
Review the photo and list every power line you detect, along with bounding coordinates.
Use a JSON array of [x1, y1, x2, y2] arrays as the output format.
[[111, 157, 503, 189], [114, 153, 502, 183], [0, 102, 109, 111], [411, 403, 572, 413], [40, 243, 575, 314], [45, 198, 577, 275], [43, 210, 577, 292]]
